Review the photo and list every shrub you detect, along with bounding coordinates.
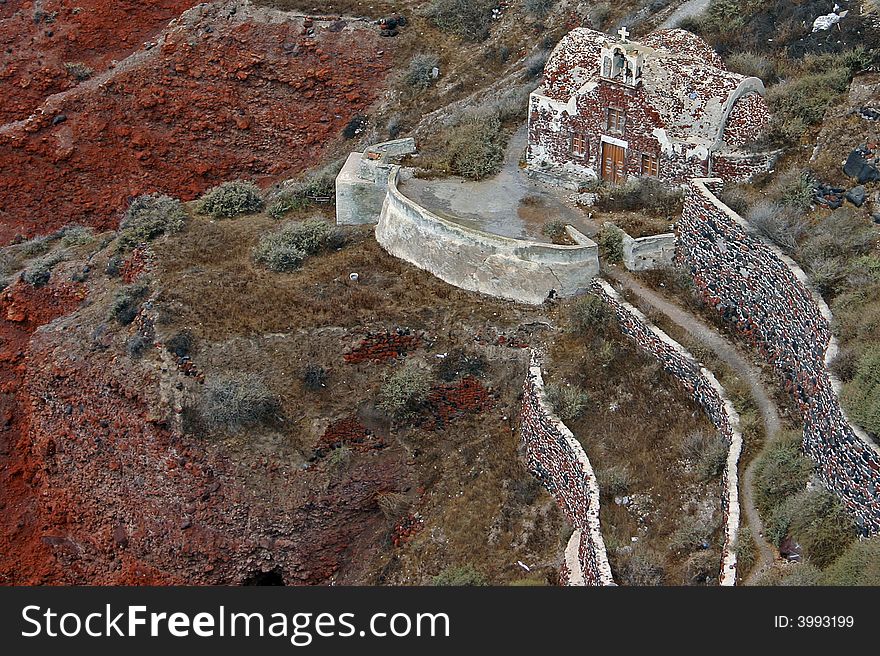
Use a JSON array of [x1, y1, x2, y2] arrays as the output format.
[[752, 432, 812, 517], [568, 294, 610, 334], [683, 549, 720, 585], [22, 252, 64, 287], [524, 0, 555, 18], [303, 364, 327, 391], [597, 177, 682, 215], [404, 53, 440, 90], [615, 546, 665, 586], [596, 224, 624, 264], [379, 365, 431, 419], [735, 526, 757, 575], [844, 347, 880, 435], [327, 444, 352, 469], [119, 194, 186, 249], [64, 61, 93, 81], [377, 491, 410, 519], [18, 235, 53, 257], [165, 330, 193, 358], [589, 2, 611, 29], [669, 514, 715, 553], [342, 115, 367, 139], [745, 201, 808, 255], [252, 218, 334, 272], [766, 488, 855, 568], [432, 565, 487, 586], [523, 50, 549, 79], [544, 382, 590, 421], [126, 333, 152, 359], [58, 225, 95, 247], [772, 170, 815, 211], [766, 68, 851, 142], [201, 372, 279, 432], [435, 349, 485, 382], [424, 0, 496, 42], [541, 219, 567, 242], [780, 564, 822, 586], [445, 112, 505, 180], [109, 282, 149, 325], [197, 181, 263, 218], [725, 51, 775, 81], [680, 430, 728, 480], [821, 537, 880, 585], [598, 465, 633, 496]]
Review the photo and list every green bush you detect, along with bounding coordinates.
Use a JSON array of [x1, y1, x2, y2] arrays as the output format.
[[544, 383, 590, 422], [766, 68, 851, 142], [615, 546, 666, 586], [379, 365, 431, 419], [780, 564, 822, 586], [568, 294, 610, 334], [404, 53, 440, 90], [432, 565, 488, 586], [669, 514, 716, 553], [680, 430, 728, 480], [58, 225, 95, 247], [735, 526, 757, 575], [597, 465, 633, 496], [119, 194, 187, 249], [424, 0, 496, 42], [445, 112, 505, 180], [597, 177, 682, 215], [21, 252, 65, 287], [683, 549, 720, 585], [197, 181, 264, 218], [109, 282, 149, 325], [821, 537, 880, 585], [596, 224, 624, 264], [252, 219, 335, 272], [766, 488, 855, 568], [201, 372, 279, 432], [752, 432, 812, 517], [541, 219, 567, 242], [844, 347, 880, 435]]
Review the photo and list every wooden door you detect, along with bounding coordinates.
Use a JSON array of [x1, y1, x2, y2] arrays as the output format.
[[601, 142, 626, 184]]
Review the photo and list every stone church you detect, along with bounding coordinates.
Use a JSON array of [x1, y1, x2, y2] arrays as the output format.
[[527, 27, 772, 186]]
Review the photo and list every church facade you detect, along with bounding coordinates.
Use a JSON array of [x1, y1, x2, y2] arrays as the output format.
[[527, 27, 773, 186]]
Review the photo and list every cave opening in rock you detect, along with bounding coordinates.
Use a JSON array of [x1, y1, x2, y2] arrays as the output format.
[[242, 567, 285, 586]]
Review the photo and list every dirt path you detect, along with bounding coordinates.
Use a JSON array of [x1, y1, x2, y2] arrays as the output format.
[[604, 268, 780, 583], [659, 0, 711, 29]]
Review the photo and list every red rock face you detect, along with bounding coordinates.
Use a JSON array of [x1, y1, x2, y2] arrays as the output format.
[[0, 280, 87, 585], [0, 0, 199, 124], [0, 10, 391, 243]]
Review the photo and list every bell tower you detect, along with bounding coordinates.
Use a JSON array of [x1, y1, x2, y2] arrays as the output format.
[[599, 27, 644, 87]]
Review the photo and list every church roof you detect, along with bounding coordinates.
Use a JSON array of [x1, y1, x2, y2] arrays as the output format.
[[540, 28, 761, 146]]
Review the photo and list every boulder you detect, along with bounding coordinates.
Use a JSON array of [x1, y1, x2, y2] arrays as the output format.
[[844, 149, 880, 184], [846, 185, 866, 207]]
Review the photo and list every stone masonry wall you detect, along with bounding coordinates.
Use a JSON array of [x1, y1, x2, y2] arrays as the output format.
[[677, 178, 880, 534], [520, 360, 615, 586], [589, 278, 743, 585]]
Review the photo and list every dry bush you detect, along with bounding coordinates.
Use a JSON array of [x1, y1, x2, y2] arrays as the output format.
[[595, 224, 624, 264], [432, 564, 488, 586], [445, 112, 505, 180], [766, 488, 855, 568], [404, 53, 440, 91], [423, 0, 496, 42], [377, 491, 410, 519], [544, 383, 589, 421], [615, 546, 666, 586], [379, 364, 431, 419], [201, 372, 280, 433], [119, 194, 187, 250]]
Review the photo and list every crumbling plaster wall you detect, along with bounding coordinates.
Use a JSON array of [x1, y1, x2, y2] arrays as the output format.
[[375, 167, 600, 305]]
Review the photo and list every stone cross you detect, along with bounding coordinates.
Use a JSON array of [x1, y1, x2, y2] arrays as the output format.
[[618, 26, 629, 42]]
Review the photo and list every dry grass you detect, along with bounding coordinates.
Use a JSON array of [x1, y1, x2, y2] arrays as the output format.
[[547, 312, 725, 585]]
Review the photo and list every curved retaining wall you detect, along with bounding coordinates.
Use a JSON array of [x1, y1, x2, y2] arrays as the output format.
[[376, 167, 600, 305], [677, 178, 880, 534], [589, 278, 742, 585], [520, 359, 615, 586]]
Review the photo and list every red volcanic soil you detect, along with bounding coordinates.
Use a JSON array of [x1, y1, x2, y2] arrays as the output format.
[[0, 1, 199, 124], [0, 279, 87, 584], [0, 6, 391, 243]]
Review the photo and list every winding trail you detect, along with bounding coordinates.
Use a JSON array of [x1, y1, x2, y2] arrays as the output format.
[[604, 269, 780, 583]]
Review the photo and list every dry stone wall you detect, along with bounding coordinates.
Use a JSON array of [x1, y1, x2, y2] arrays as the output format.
[[589, 278, 742, 585], [677, 178, 880, 534], [520, 360, 615, 586]]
